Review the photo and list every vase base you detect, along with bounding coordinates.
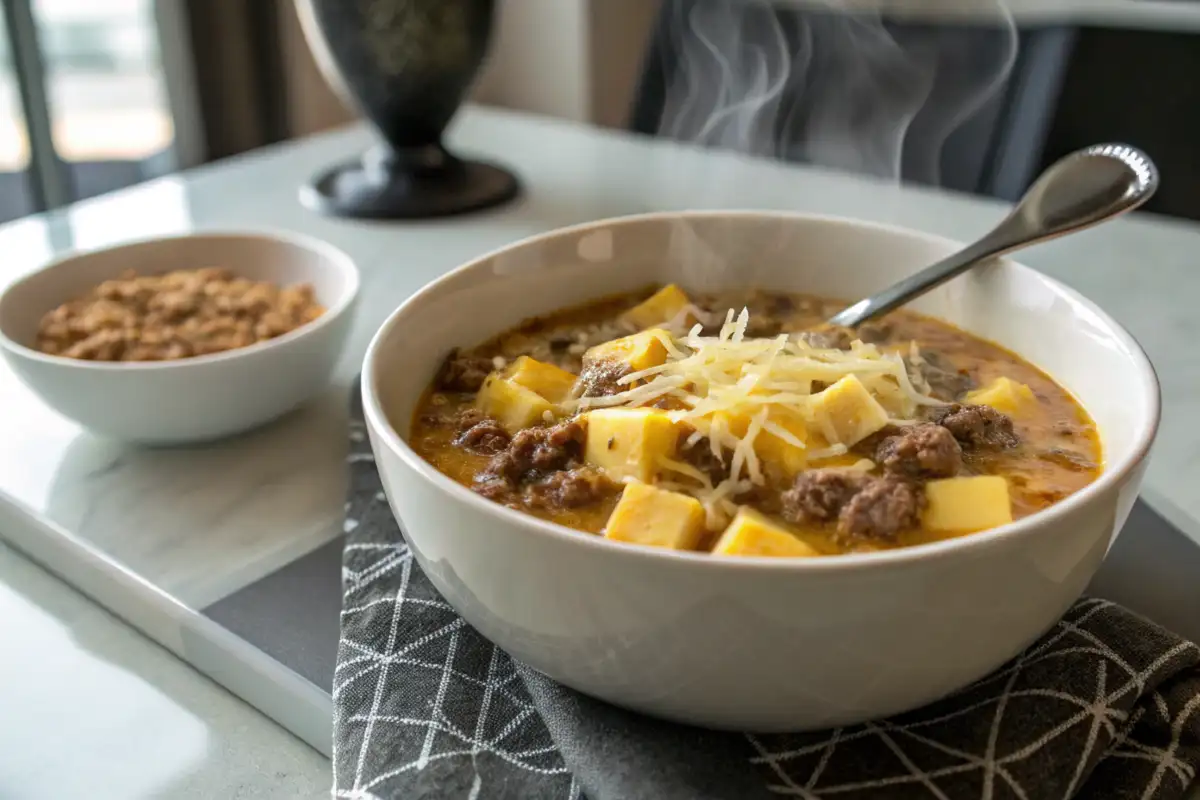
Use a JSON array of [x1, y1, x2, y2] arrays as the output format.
[[301, 150, 520, 220]]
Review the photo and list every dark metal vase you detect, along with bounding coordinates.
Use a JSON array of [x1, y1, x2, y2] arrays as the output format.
[[296, 0, 520, 219]]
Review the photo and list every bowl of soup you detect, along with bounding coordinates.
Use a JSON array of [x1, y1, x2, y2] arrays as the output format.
[[361, 212, 1159, 732]]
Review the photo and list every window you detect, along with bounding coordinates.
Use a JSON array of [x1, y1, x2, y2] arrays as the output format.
[[0, 6, 35, 222], [0, 0, 199, 223], [34, 0, 176, 201]]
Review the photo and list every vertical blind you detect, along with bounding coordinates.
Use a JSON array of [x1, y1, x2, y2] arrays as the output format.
[[2, 0, 69, 211]]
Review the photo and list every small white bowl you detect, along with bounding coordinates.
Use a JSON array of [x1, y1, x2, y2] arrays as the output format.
[[362, 211, 1159, 732], [0, 231, 359, 445]]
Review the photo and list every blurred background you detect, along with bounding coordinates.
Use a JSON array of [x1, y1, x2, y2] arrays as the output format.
[[1, 0, 1198, 224]]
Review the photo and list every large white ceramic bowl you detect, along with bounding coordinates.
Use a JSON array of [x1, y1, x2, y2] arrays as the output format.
[[0, 231, 359, 445], [362, 212, 1159, 732]]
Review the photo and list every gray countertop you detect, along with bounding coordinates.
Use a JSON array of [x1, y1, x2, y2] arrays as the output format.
[[1, 105, 1198, 797]]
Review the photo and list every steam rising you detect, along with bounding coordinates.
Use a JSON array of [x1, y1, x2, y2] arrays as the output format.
[[655, 0, 1018, 185]]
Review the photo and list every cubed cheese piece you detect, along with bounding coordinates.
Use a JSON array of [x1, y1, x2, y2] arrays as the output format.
[[502, 356, 577, 404], [809, 374, 890, 446], [755, 407, 810, 476], [966, 377, 1037, 416], [584, 408, 679, 482], [583, 329, 670, 374], [605, 482, 706, 550], [475, 374, 554, 433], [712, 508, 821, 557], [922, 476, 1013, 534], [714, 406, 810, 476], [624, 284, 692, 329]]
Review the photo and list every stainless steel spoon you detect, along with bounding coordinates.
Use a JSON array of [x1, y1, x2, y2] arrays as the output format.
[[826, 143, 1159, 329]]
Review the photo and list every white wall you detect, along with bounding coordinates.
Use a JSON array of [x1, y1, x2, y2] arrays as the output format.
[[473, 0, 593, 123], [473, 0, 661, 128]]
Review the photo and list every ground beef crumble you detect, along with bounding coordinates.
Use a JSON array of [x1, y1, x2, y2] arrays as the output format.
[[837, 478, 924, 541], [455, 408, 486, 430], [454, 417, 510, 455], [875, 424, 962, 479], [908, 351, 974, 400], [435, 349, 494, 393], [478, 420, 587, 487], [527, 467, 616, 508], [781, 468, 923, 542], [794, 327, 853, 351], [927, 403, 1019, 450], [781, 470, 871, 525], [470, 419, 619, 511]]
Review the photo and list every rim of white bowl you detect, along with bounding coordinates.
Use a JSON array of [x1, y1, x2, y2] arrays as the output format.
[[0, 229, 360, 371], [362, 210, 1162, 573]]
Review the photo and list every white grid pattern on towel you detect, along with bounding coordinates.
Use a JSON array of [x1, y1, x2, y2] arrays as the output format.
[[744, 599, 1199, 799], [333, 425, 581, 800]]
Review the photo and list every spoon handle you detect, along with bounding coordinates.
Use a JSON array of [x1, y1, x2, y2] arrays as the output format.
[[826, 234, 1011, 328], [827, 143, 1158, 329], [827, 209, 1043, 327]]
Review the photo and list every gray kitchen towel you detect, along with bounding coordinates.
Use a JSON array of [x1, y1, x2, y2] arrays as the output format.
[[333, 386, 1200, 800]]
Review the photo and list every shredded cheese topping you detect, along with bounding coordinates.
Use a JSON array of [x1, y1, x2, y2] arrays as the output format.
[[567, 308, 946, 527]]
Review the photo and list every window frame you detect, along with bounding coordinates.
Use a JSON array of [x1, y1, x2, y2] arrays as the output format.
[[0, 0, 206, 214]]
